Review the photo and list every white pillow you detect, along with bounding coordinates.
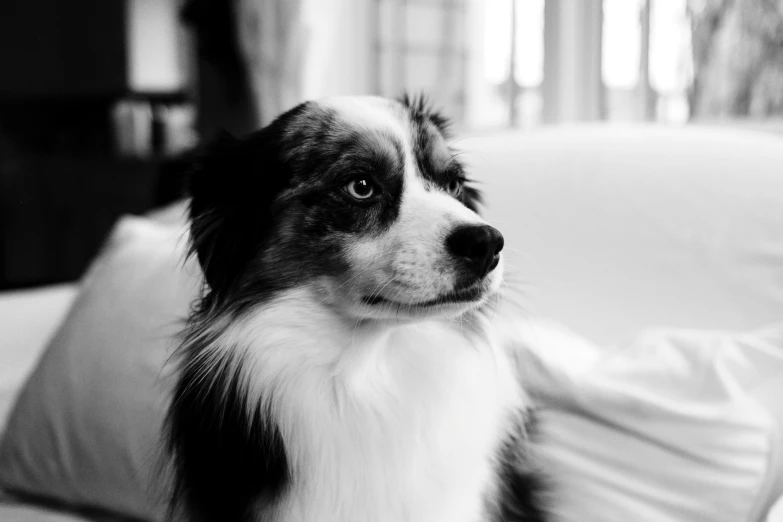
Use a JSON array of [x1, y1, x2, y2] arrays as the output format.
[[514, 320, 783, 522], [0, 216, 200, 521]]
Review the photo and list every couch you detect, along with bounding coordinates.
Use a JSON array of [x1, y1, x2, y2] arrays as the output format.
[[1, 125, 782, 521]]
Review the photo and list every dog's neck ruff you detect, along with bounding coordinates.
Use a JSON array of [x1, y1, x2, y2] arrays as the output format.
[[196, 286, 525, 522]]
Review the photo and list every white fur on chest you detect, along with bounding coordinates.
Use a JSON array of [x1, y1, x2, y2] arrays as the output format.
[[219, 289, 524, 522]]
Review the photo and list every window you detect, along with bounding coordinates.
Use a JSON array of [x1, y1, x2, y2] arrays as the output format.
[[602, 0, 692, 123], [466, 0, 545, 129], [375, 0, 783, 129], [376, 0, 469, 123]]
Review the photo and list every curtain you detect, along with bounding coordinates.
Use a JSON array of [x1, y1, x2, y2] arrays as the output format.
[[235, 0, 306, 126], [689, 0, 783, 118], [183, 0, 305, 135]]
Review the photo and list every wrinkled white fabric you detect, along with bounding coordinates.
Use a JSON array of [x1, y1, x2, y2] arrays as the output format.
[[508, 319, 783, 522]]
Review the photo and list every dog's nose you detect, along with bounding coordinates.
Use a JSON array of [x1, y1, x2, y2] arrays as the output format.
[[446, 224, 504, 278]]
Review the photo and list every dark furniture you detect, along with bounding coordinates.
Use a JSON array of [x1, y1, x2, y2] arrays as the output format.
[[0, 154, 185, 290], [0, 0, 191, 289]]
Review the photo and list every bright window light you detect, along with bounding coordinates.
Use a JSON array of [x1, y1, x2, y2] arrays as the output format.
[[483, 0, 513, 85], [602, 0, 644, 89], [650, 0, 692, 93], [514, 0, 545, 88], [483, 0, 544, 87]]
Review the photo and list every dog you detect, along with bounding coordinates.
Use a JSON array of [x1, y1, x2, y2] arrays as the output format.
[[165, 95, 548, 522]]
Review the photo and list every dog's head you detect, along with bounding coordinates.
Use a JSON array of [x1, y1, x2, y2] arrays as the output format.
[[187, 95, 504, 322]]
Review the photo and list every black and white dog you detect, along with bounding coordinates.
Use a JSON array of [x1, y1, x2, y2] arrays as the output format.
[[166, 95, 547, 522]]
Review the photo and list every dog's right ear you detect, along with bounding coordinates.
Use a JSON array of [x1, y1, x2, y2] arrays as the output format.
[[187, 132, 243, 294], [186, 131, 274, 297]]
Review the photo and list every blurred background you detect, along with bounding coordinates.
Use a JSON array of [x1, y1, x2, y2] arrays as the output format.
[[0, 0, 782, 289]]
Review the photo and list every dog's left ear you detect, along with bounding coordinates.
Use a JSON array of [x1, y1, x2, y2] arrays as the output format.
[[185, 130, 283, 298]]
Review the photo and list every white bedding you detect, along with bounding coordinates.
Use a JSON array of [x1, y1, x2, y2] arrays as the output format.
[[0, 284, 78, 434], [0, 504, 92, 522], [0, 285, 87, 521], [0, 495, 131, 522]]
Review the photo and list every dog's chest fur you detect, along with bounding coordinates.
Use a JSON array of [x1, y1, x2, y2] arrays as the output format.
[[217, 289, 525, 522]]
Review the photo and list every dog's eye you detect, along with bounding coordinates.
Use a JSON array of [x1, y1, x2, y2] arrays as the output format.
[[446, 178, 464, 196], [344, 178, 376, 200]]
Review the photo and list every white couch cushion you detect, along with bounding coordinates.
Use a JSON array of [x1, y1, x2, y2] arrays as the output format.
[[511, 319, 783, 522], [462, 125, 783, 345], [0, 217, 199, 521]]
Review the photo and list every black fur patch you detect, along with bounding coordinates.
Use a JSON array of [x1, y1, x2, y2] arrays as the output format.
[[166, 328, 288, 522], [492, 411, 550, 522]]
